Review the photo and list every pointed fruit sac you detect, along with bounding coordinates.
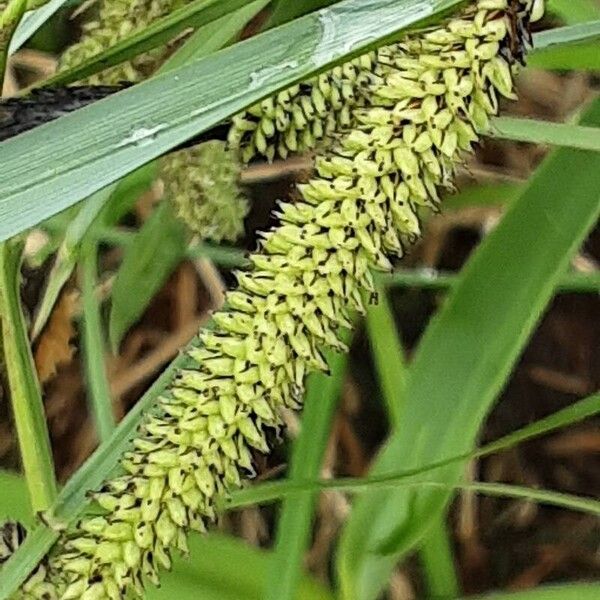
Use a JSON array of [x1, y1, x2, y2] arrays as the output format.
[[17, 2, 535, 598], [228, 52, 380, 163], [161, 141, 248, 243], [228, 0, 535, 164], [58, 0, 194, 84]]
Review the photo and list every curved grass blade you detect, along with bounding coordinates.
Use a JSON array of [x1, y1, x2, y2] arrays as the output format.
[[228, 476, 600, 519], [366, 291, 459, 598], [80, 239, 115, 442], [336, 98, 600, 600]]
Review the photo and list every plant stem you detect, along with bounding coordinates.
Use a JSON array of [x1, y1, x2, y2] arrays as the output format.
[[80, 238, 115, 441], [420, 518, 460, 599], [0, 240, 57, 512]]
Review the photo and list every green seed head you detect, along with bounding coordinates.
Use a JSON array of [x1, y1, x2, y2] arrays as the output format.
[[161, 141, 248, 243], [17, 1, 536, 597]]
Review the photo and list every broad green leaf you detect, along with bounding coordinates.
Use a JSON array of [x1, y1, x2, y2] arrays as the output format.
[[0, 0, 466, 242], [529, 40, 600, 70], [148, 533, 332, 600], [109, 201, 188, 350], [0, 470, 34, 528], [547, 0, 600, 24], [366, 292, 459, 598], [467, 583, 600, 600], [267, 342, 349, 600], [336, 98, 600, 600]]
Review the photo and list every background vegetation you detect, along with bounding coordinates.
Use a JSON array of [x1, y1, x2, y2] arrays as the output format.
[[0, 0, 599, 598]]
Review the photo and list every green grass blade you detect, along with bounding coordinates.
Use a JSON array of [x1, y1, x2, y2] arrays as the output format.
[[528, 40, 600, 70], [267, 341, 349, 600], [41, 0, 259, 88], [108, 201, 188, 351], [0, 240, 57, 513], [0, 470, 34, 528], [467, 583, 600, 600], [148, 533, 333, 600], [419, 519, 460, 599], [228, 476, 600, 519], [528, 20, 600, 69], [365, 288, 406, 428], [490, 117, 600, 151], [547, 0, 600, 25], [31, 186, 114, 340], [80, 239, 115, 441], [0, 0, 466, 242], [366, 290, 460, 597], [335, 98, 600, 600], [8, 0, 68, 55], [533, 19, 600, 49]]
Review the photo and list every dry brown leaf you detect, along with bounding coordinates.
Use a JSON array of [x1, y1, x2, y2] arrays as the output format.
[[34, 290, 79, 384]]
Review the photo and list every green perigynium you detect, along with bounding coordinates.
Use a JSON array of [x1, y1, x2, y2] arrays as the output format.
[[160, 141, 248, 243], [228, 53, 378, 163], [14, 1, 541, 597]]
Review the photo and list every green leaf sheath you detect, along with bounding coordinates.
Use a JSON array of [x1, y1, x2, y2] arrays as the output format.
[[0, 242, 57, 515], [10, 2, 542, 598]]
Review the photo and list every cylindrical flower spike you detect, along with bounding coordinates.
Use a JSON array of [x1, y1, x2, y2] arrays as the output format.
[[15, 1, 541, 597], [58, 0, 187, 83], [228, 53, 379, 163], [160, 141, 249, 243]]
